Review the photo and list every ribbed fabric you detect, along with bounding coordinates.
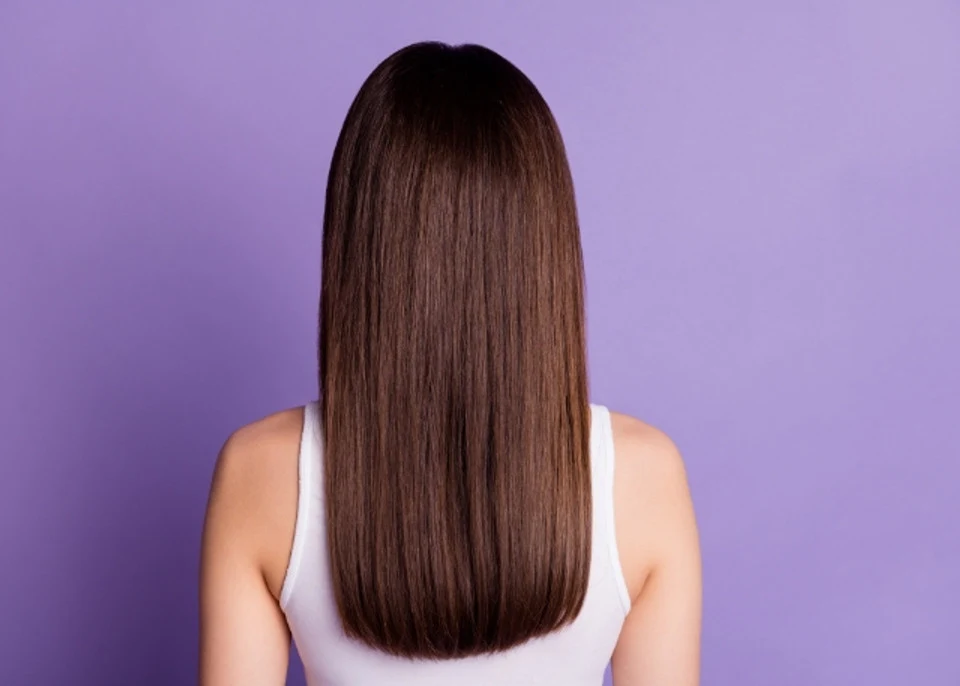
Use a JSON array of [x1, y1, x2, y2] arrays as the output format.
[[280, 402, 630, 685]]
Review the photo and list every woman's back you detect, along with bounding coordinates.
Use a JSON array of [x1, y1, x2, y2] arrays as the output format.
[[283, 401, 626, 685], [200, 399, 699, 685]]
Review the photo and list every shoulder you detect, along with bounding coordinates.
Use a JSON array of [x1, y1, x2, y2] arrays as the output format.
[[203, 405, 304, 600], [609, 411, 689, 507], [215, 407, 304, 476], [608, 410, 698, 603]]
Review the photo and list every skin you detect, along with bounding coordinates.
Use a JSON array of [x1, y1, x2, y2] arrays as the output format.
[[199, 407, 702, 685]]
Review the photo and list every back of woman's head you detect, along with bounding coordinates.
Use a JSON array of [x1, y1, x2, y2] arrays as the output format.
[[319, 41, 590, 659]]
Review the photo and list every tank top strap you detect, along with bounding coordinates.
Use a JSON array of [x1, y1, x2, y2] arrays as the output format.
[[279, 400, 322, 609], [589, 403, 632, 615]]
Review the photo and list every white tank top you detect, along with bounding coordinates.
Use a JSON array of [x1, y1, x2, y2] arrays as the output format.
[[280, 401, 631, 685]]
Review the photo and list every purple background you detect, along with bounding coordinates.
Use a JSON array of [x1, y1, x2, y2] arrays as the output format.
[[2, 2, 958, 684]]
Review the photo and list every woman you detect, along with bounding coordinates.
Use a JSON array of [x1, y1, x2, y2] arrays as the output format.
[[200, 41, 701, 685]]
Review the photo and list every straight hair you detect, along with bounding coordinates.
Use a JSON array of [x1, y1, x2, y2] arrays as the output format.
[[318, 41, 591, 658]]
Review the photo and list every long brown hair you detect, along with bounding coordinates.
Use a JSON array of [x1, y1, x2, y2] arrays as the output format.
[[318, 41, 590, 658]]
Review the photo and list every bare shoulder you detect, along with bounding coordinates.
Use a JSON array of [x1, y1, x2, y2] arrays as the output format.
[[608, 410, 698, 603], [203, 406, 304, 601], [609, 411, 690, 507]]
